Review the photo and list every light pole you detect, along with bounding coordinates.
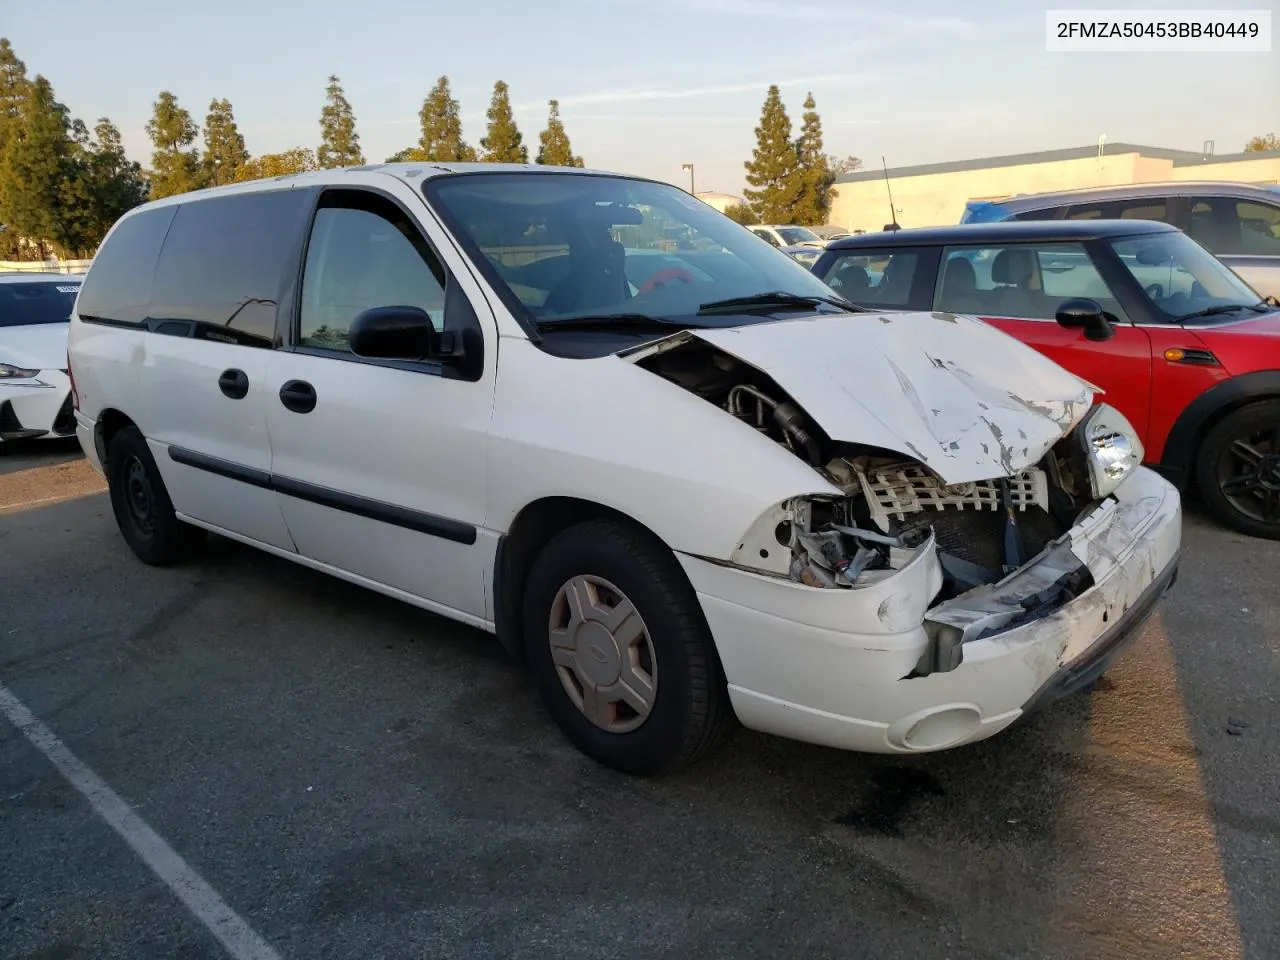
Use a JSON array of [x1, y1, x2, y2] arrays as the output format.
[[681, 163, 695, 195]]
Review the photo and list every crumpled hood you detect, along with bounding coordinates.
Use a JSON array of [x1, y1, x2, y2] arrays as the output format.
[[0, 322, 68, 371], [639, 311, 1098, 485]]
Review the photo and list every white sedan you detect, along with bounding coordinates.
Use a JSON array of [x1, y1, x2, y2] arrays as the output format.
[[1, 273, 81, 443]]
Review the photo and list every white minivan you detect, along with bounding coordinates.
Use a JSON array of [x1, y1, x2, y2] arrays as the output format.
[[68, 164, 1182, 775]]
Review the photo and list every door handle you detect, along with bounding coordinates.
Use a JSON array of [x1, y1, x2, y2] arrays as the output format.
[[218, 368, 249, 399], [279, 379, 317, 414]]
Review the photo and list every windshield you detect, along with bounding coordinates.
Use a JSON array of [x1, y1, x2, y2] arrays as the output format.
[[0, 280, 81, 327], [777, 226, 820, 245], [423, 173, 840, 329], [1109, 232, 1262, 322]]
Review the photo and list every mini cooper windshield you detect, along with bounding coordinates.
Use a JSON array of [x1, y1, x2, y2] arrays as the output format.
[[1110, 231, 1268, 323], [424, 173, 849, 330]]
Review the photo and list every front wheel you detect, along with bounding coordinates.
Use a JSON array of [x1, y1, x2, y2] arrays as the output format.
[[1195, 400, 1280, 540], [522, 519, 731, 775]]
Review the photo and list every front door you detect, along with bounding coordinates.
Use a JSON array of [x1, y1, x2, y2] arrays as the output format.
[[932, 241, 1155, 439], [264, 181, 498, 623]]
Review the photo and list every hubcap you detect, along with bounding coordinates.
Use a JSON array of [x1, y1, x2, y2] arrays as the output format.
[[548, 575, 657, 734], [1218, 426, 1280, 524], [124, 456, 155, 535]]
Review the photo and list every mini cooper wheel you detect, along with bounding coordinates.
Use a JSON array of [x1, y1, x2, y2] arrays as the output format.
[[523, 519, 731, 775], [107, 426, 203, 565], [1196, 400, 1280, 540]]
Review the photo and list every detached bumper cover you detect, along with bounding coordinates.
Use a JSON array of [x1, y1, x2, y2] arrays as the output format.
[[1020, 553, 1178, 715], [677, 466, 1182, 754]]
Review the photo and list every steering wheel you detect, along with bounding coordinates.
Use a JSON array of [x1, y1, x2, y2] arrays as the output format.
[[1144, 282, 1164, 299], [638, 267, 696, 294]]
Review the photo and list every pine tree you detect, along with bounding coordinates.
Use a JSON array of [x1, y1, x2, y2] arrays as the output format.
[[318, 74, 363, 168], [84, 120, 148, 233], [202, 98, 248, 186], [535, 100, 583, 167], [481, 80, 527, 163], [234, 147, 319, 182], [418, 76, 475, 162], [0, 38, 31, 257], [742, 85, 800, 224], [791, 93, 829, 226], [146, 91, 203, 198], [1, 75, 75, 258]]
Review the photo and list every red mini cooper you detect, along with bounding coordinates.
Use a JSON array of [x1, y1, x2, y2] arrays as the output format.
[[812, 220, 1280, 539]]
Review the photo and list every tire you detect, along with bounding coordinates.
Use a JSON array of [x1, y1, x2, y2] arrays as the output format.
[[1195, 399, 1280, 540], [106, 425, 203, 565], [522, 519, 731, 775]]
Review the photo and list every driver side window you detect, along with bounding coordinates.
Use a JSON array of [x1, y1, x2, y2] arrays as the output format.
[[299, 193, 447, 352], [752, 229, 781, 247]]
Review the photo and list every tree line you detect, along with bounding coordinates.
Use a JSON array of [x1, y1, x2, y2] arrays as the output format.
[[0, 35, 584, 259], [728, 85, 860, 228]]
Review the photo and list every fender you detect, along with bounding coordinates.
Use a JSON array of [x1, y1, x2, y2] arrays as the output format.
[[1158, 370, 1280, 488]]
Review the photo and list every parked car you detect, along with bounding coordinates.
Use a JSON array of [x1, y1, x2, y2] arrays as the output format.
[[749, 224, 828, 249], [960, 181, 1280, 300], [0, 272, 82, 443], [68, 166, 1180, 775], [812, 219, 1280, 539]]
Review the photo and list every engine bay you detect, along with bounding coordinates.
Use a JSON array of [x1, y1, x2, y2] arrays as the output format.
[[636, 339, 1102, 605]]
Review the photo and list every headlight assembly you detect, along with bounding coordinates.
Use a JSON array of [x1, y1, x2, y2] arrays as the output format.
[[1078, 403, 1144, 498], [0, 362, 40, 379]]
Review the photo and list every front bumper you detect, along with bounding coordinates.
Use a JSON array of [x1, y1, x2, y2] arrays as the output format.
[[677, 466, 1182, 754], [0, 370, 73, 441]]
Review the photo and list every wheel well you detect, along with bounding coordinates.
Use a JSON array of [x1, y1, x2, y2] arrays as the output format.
[[1168, 393, 1280, 497], [493, 497, 677, 663], [95, 409, 136, 467]]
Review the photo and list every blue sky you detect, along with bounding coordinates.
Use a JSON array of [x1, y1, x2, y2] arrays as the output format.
[[6, 0, 1277, 195]]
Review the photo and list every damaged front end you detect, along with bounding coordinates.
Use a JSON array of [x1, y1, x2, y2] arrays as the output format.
[[631, 327, 1148, 680], [736, 440, 1113, 678]]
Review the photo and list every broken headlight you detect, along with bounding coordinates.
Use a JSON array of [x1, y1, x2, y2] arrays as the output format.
[[1078, 403, 1144, 498]]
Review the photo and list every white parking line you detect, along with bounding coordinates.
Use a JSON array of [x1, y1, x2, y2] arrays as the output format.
[[0, 683, 282, 960]]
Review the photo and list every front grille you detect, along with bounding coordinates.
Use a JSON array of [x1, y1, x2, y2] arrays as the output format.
[[856, 462, 1049, 529], [52, 393, 75, 435]]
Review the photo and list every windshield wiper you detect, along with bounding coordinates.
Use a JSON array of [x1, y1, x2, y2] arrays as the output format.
[[535, 313, 704, 331], [696, 291, 862, 316], [1175, 303, 1261, 322]]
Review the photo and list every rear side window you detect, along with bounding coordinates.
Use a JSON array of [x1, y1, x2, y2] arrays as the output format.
[[1188, 197, 1280, 256], [75, 206, 177, 326], [0, 281, 81, 327], [1010, 207, 1062, 222], [815, 249, 933, 310], [1066, 198, 1171, 223], [150, 189, 312, 348]]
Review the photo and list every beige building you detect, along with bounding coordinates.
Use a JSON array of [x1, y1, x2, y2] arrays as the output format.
[[828, 143, 1280, 234], [695, 191, 744, 213]]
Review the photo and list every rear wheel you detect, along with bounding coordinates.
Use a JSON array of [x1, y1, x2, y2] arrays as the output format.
[[106, 426, 203, 565], [522, 519, 731, 775], [1195, 400, 1280, 540]]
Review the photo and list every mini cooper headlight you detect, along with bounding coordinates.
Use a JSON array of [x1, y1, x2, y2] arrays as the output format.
[[1079, 403, 1144, 498]]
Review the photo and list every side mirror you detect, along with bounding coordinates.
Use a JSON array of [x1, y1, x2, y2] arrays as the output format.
[[349, 306, 448, 360], [1055, 297, 1115, 342]]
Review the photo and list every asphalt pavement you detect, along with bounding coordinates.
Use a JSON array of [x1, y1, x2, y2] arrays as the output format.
[[1, 439, 1276, 960]]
